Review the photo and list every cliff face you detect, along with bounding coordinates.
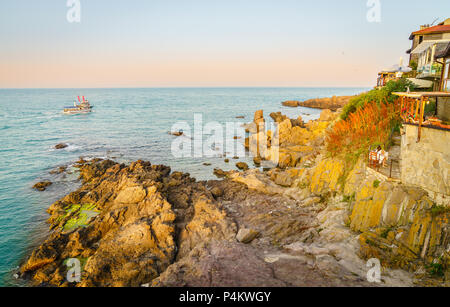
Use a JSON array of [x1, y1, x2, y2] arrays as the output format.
[[305, 156, 449, 282]]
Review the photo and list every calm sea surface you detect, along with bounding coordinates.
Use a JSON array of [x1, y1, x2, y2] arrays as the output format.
[[0, 87, 367, 286]]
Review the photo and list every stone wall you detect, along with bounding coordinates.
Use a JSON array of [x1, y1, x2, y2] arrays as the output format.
[[437, 97, 450, 122], [401, 124, 450, 204]]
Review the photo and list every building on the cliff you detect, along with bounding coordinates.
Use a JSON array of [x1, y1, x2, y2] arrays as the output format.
[[377, 71, 399, 88], [393, 91, 450, 204], [436, 42, 450, 92], [376, 61, 412, 88], [407, 18, 450, 91]]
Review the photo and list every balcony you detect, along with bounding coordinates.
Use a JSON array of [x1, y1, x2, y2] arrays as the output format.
[[416, 63, 442, 79]]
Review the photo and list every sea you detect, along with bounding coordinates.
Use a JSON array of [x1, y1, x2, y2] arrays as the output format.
[[0, 87, 367, 286]]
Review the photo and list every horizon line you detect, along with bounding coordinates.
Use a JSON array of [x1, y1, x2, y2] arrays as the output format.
[[0, 85, 371, 90]]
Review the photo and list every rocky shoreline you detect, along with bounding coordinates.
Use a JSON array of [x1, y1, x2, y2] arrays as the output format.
[[282, 95, 356, 111], [20, 106, 449, 287]]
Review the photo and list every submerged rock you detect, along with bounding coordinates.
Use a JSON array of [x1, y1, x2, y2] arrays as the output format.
[[55, 143, 68, 150], [33, 181, 52, 191], [169, 131, 184, 137], [50, 166, 67, 175]]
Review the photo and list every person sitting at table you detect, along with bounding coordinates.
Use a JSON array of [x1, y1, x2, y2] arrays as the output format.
[[377, 147, 389, 167]]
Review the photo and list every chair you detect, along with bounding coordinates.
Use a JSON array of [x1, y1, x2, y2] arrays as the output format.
[[369, 151, 378, 168]]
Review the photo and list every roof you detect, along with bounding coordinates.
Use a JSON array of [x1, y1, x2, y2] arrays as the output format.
[[435, 42, 450, 59], [411, 40, 450, 54], [409, 25, 450, 39]]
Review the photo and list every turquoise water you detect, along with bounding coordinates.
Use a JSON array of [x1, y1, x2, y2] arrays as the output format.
[[0, 87, 366, 286]]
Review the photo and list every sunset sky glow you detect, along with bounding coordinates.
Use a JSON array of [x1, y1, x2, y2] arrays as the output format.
[[1, 0, 449, 88]]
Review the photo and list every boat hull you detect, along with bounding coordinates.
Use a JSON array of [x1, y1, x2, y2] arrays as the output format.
[[63, 108, 92, 114]]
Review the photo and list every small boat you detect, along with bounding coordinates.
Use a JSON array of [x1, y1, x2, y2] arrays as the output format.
[[63, 96, 93, 114]]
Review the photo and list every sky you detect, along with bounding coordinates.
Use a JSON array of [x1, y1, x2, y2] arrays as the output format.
[[0, 0, 449, 88]]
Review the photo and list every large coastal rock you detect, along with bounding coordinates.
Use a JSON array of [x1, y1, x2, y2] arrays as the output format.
[[21, 160, 237, 287], [247, 112, 331, 169], [282, 95, 355, 111]]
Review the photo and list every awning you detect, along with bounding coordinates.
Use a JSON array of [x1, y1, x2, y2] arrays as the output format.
[[380, 65, 412, 73], [411, 40, 450, 54]]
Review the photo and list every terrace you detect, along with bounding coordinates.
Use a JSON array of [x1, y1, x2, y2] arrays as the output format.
[[394, 92, 450, 141]]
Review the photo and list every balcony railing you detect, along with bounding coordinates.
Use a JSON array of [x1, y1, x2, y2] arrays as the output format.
[[417, 63, 442, 79]]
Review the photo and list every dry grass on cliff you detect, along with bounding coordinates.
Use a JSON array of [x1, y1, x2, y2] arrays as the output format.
[[326, 100, 400, 158]]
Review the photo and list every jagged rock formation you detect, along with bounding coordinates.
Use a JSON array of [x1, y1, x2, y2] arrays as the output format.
[[21, 160, 237, 287], [246, 109, 339, 169], [282, 95, 355, 111]]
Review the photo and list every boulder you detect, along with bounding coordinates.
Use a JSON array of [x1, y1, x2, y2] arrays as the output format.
[[270, 112, 288, 123], [236, 228, 260, 244], [33, 181, 52, 191], [253, 110, 264, 122], [55, 143, 68, 150], [236, 162, 249, 171], [210, 187, 224, 199], [213, 168, 229, 178], [291, 116, 303, 127]]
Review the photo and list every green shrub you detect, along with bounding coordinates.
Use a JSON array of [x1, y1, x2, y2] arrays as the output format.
[[427, 260, 445, 277], [373, 180, 381, 188], [341, 79, 416, 120]]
